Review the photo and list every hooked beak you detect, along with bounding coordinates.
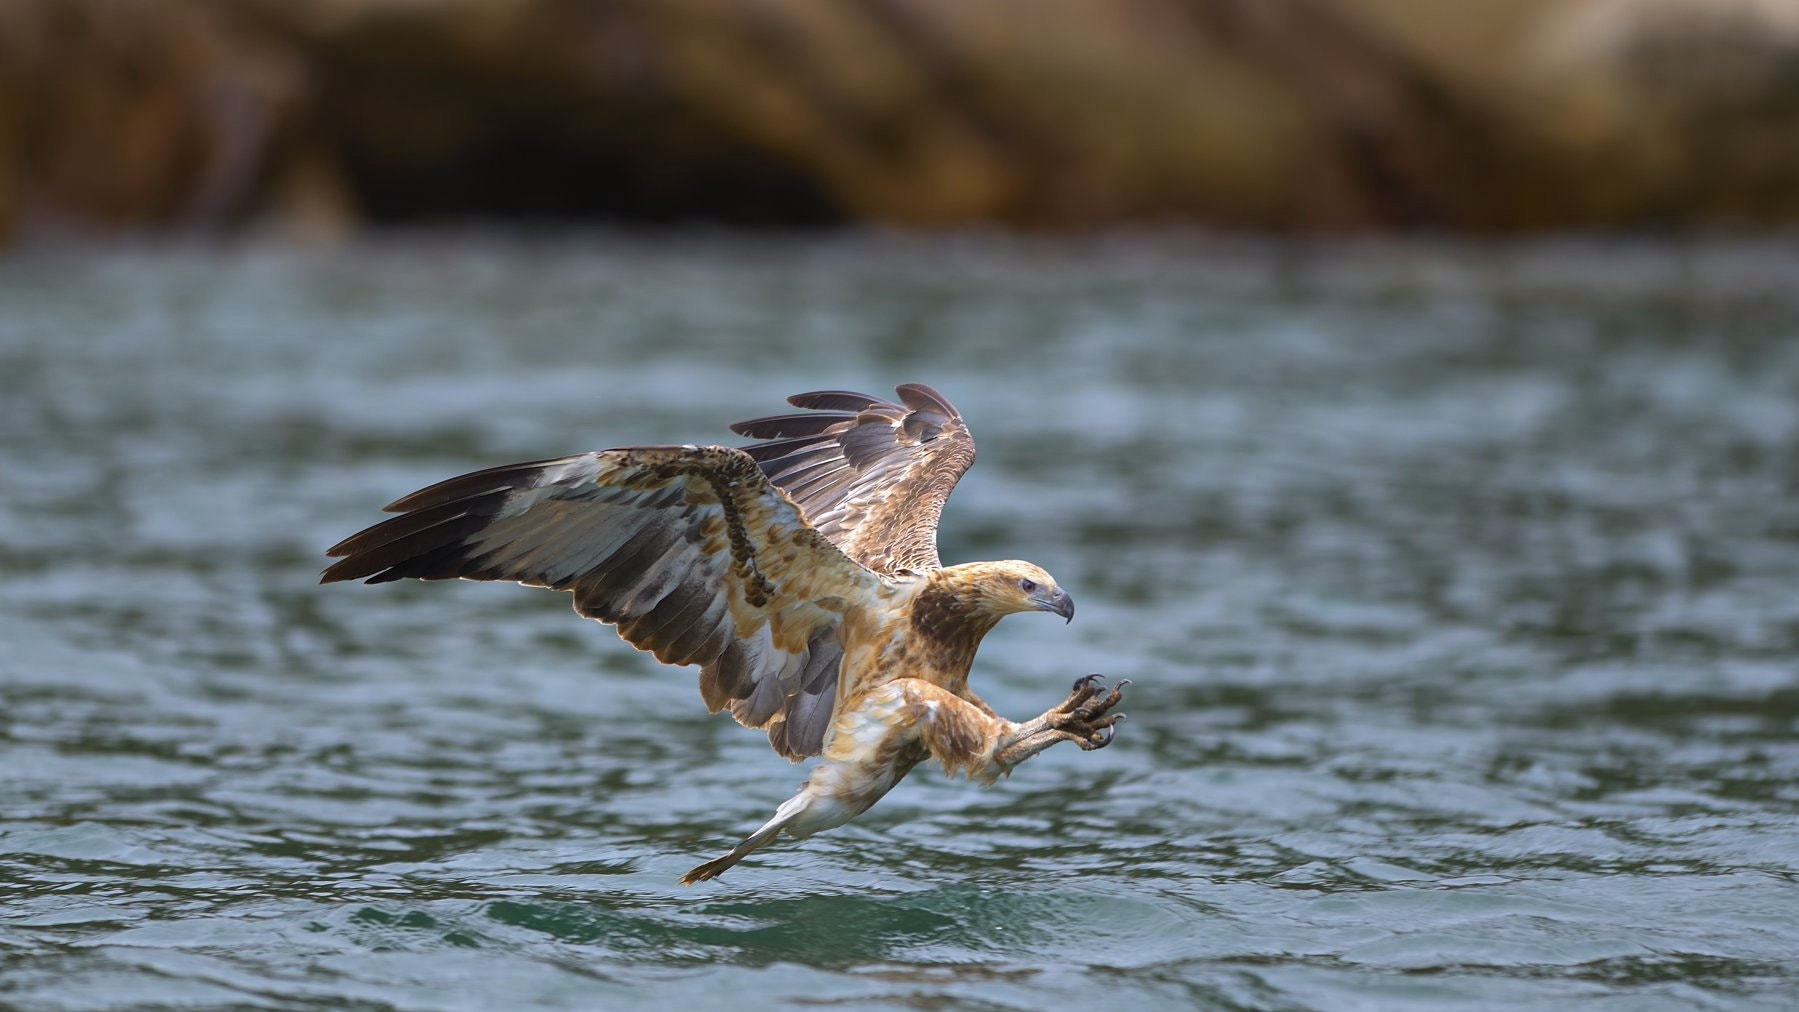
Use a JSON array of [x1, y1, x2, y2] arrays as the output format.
[[1046, 588, 1075, 624]]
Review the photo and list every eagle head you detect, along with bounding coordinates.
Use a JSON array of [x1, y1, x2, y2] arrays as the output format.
[[947, 560, 1075, 624]]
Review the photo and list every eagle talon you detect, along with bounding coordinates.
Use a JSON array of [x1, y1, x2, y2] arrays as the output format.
[[1099, 680, 1128, 710], [1059, 674, 1110, 715], [1071, 678, 1129, 722]]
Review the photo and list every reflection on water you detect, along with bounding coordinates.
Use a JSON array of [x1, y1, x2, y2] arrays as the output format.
[[2, 233, 1797, 1009]]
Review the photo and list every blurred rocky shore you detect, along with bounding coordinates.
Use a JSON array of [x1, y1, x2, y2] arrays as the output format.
[[2, 0, 1797, 241]]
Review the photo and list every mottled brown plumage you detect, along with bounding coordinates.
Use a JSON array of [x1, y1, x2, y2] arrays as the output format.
[[323, 385, 1125, 883], [731, 384, 975, 575]]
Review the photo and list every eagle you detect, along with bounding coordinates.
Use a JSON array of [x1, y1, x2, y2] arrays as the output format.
[[321, 384, 1126, 883]]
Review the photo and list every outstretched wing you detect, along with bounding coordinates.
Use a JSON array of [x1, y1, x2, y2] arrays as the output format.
[[321, 445, 885, 759], [729, 384, 976, 575]]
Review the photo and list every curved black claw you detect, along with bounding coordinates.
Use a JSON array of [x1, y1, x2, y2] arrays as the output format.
[[1072, 678, 1130, 722], [1057, 674, 1107, 716], [1077, 714, 1125, 750]]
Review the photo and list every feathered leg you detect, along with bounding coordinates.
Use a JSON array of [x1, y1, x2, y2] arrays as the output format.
[[681, 675, 1127, 884]]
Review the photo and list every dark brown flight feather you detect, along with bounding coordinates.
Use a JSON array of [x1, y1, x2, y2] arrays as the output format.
[[322, 445, 879, 759], [730, 384, 976, 575]]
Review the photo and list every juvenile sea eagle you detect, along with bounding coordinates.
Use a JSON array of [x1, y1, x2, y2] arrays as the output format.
[[322, 384, 1126, 883]]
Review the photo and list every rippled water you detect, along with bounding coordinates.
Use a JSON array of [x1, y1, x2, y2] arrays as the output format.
[[3, 233, 1797, 1009]]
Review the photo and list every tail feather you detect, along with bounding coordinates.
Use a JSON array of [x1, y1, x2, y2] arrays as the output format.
[[680, 785, 845, 884], [680, 793, 804, 884], [680, 847, 757, 885]]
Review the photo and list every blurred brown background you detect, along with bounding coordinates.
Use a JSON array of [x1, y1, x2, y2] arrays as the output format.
[[2, 0, 1797, 242]]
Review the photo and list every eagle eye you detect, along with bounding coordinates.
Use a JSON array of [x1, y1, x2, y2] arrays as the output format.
[[1018, 578, 1037, 593]]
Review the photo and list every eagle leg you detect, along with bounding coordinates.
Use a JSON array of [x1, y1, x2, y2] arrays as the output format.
[[993, 675, 1128, 769]]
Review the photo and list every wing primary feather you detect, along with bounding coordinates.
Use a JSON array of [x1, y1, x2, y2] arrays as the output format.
[[752, 444, 844, 476], [729, 412, 855, 439], [894, 383, 958, 418], [369, 539, 499, 584], [763, 455, 856, 491], [784, 390, 890, 412], [775, 463, 856, 504], [322, 513, 490, 583], [737, 434, 839, 462], [324, 491, 510, 558], [381, 458, 561, 513], [838, 421, 902, 464]]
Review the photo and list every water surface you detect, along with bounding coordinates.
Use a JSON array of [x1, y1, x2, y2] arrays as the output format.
[[2, 233, 1797, 1009]]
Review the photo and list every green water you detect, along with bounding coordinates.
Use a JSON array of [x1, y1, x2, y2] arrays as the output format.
[[2, 233, 1797, 1010]]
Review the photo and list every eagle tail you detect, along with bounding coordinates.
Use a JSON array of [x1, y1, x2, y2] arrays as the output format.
[[681, 790, 806, 884], [679, 849, 753, 886], [679, 816, 783, 883], [680, 779, 853, 884]]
